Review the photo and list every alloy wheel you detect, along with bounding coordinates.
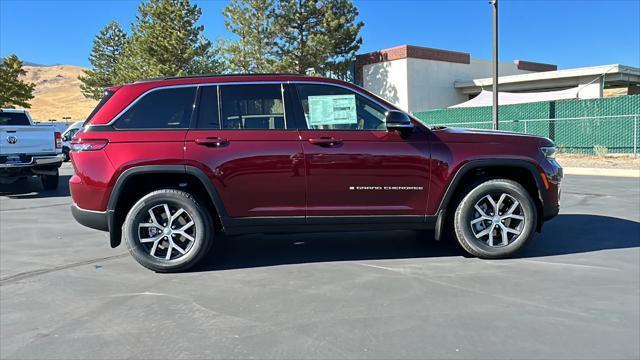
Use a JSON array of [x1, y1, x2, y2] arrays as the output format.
[[469, 193, 525, 247], [137, 203, 196, 260]]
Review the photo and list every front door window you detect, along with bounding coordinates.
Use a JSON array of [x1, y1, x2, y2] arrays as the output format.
[[296, 84, 387, 131]]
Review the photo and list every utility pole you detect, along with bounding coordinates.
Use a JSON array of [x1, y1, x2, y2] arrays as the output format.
[[490, 0, 499, 130]]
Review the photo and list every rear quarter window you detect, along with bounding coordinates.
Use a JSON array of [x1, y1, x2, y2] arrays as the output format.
[[114, 87, 197, 129], [84, 89, 115, 126]]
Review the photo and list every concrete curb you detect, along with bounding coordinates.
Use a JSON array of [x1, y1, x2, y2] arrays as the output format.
[[563, 167, 640, 178]]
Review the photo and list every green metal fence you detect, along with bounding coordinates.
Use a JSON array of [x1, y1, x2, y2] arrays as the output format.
[[414, 95, 640, 155]]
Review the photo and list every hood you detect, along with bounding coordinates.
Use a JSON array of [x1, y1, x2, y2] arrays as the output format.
[[430, 126, 553, 146]]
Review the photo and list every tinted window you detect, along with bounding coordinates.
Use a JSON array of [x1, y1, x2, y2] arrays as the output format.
[[0, 112, 30, 126], [84, 89, 115, 126], [115, 87, 196, 129], [62, 128, 80, 141], [196, 86, 220, 129], [220, 84, 285, 130], [295, 84, 386, 130]]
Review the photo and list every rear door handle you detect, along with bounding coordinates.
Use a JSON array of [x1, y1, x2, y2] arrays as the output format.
[[308, 137, 342, 147], [194, 137, 228, 147]]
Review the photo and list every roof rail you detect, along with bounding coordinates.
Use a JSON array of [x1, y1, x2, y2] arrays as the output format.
[[134, 73, 305, 83]]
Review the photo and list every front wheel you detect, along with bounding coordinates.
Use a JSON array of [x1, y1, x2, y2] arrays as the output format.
[[123, 189, 214, 272], [453, 179, 537, 259]]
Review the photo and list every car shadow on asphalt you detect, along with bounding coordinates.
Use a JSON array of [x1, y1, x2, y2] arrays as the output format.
[[517, 214, 640, 258], [193, 214, 640, 272], [0, 175, 71, 199]]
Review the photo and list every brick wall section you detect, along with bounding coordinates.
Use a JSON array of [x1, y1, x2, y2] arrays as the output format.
[[355, 45, 470, 85], [515, 60, 557, 72]]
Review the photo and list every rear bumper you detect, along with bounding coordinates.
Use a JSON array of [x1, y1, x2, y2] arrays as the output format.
[[0, 155, 64, 181], [71, 203, 109, 231], [0, 154, 64, 169]]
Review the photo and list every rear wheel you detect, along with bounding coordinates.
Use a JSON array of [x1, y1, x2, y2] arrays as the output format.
[[41, 169, 59, 190], [453, 179, 536, 258], [62, 147, 70, 162], [123, 189, 213, 272]]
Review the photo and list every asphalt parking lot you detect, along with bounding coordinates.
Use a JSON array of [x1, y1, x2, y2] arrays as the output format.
[[1, 163, 639, 359]]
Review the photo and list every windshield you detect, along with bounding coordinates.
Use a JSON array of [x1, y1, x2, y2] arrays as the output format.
[[0, 112, 31, 126]]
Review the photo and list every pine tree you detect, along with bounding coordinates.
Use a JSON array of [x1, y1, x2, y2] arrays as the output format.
[[321, 0, 363, 80], [116, 0, 222, 83], [274, 0, 363, 77], [78, 21, 128, 100], [0, 55, 36, 108], [222, 0, 278, 73]]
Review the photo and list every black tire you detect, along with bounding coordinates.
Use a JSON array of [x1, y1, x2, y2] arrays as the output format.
[[123, 189, 214, 272], [453, 178, 536, 259], [41, 170, 59, 190]]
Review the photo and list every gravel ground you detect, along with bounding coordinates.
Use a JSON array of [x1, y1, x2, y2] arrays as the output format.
[[557, 154, 640, 169]]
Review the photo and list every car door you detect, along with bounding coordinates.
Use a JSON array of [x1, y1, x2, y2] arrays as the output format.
[[292, 83, 431, 222], [184, 83, 305, 224]]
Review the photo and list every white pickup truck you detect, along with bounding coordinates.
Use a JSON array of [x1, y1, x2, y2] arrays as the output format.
[[0, 109, 64, 189]]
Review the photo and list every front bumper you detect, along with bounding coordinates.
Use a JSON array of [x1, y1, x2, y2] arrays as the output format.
[[541, 159, 563, 221], [71, 203, 109, 231]]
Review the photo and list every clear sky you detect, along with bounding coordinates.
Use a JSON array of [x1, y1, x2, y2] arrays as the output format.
[[1, 0, 639, 69]]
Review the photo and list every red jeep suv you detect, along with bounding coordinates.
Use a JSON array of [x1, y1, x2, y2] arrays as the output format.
[[70, 74, 561, 272]]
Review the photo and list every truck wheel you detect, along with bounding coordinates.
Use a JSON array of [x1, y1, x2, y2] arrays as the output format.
[[122, 189, 214, 272], [62, 147, 70, 162], [41, 170, 59, 190], [453, 179, 536, 259]]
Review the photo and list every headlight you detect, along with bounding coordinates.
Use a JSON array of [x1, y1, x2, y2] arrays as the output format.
[[540, 146, 557, 159]]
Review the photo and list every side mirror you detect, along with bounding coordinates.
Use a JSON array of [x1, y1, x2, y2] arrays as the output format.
[[385, 110, 414, 131]]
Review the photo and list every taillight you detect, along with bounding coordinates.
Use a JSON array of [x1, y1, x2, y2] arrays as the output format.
[[70, 139, 108, 151], [55, 132, 62, 149]]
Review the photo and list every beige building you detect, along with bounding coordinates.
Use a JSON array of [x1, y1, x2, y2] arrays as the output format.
[[355, 44, 640, 112]]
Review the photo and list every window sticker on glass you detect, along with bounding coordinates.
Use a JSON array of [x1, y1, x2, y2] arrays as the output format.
[[308, 94, 357, 126]]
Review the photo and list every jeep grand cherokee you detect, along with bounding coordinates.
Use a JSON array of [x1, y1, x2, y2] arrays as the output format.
[[69, 74, 562, 272]]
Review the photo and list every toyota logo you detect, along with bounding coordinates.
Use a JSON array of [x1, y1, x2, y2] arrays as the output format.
[[6, 136, 17, 144]]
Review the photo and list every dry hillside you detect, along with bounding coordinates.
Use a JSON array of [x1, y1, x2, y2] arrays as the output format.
[[20, 65, 98, 121]]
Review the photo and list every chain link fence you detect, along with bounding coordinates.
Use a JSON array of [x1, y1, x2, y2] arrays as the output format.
[[431, 115, 639, 156], [414, 95, 640, 156]]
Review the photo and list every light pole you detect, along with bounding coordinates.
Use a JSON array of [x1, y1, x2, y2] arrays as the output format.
[[490, 0, 499, 130]]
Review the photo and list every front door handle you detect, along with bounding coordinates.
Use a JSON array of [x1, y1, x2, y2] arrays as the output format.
[[308, 137, 342, 147], [194, 137, 229, 147]]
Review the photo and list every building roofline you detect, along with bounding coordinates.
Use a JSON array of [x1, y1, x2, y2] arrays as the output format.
[[514, 60, 557, 72], [454, 64, 640, 88], [356, 44, 470, 66]]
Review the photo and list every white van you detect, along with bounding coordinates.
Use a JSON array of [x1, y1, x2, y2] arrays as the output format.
[[61, 121, 83, 161]]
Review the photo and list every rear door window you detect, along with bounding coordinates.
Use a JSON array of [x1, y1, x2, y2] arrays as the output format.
[[196, 86, 221, 129], [115, 87, 196, 129], [219, 84, 286, 130]]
